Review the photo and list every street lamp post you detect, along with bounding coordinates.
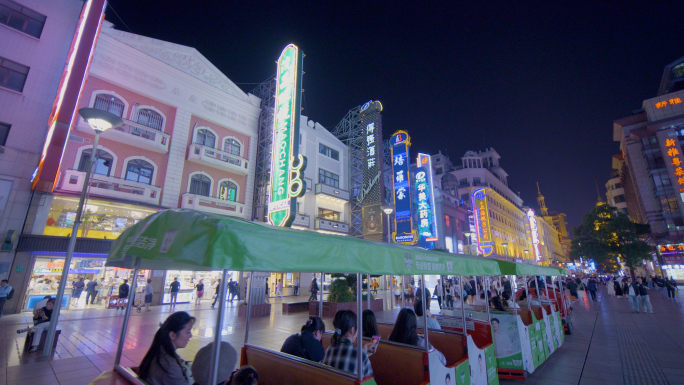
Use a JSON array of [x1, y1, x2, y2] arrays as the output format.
[[382, 205, 394, 243], [524, 249, 529, 263], [43, 108, 123, 356], [502, 243, 508, 261]]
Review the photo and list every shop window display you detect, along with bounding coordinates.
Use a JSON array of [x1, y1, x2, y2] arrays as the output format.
[[40, 196, 157, 239], [162, 270, 235, 304]]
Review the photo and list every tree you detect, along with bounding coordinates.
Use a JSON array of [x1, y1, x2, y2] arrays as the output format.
[[570, 203, 651, 275]]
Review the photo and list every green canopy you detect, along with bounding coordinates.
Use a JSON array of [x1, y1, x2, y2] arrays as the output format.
[[106, 209, 502, 276], [493, 259, 566, 276]]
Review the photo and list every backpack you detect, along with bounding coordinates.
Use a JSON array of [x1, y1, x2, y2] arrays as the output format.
[[6, 287, 14, 300]]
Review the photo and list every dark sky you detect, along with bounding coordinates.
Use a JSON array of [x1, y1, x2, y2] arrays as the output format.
[[107, 1, 684, 229]]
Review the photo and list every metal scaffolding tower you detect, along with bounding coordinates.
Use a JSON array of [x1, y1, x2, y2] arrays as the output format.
[[250, 76, 276, 222]]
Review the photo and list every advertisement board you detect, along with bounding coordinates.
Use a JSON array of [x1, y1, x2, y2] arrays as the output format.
[[415, 153, 438, 249], [471, 188, 494, 256], [390, 131, 417, 244]]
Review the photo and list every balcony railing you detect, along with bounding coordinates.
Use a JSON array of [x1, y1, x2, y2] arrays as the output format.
[[187, 144, 249, 175], [58, 169, 161, 206], [76, 118, 170, 153], [314, 183, 350, 201], [314, 217, 349, 234], [292, 214, 311, 228], [181, 193, 246, 218]]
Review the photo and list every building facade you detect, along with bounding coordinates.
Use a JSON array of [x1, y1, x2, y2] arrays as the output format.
[[7, 21, 262, 312], [0, 0, 85, 279]]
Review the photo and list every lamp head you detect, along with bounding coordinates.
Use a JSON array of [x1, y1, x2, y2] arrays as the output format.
[[382, 205, 394, 215], [78, 107, 123, 132]]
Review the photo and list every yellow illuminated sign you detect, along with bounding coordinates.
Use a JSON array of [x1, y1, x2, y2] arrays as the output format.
[[655, 97, 683, 109], [664, 138, 684, 186]]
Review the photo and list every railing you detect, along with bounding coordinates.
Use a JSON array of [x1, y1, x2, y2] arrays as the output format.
[[59, 170, 161, 205], [77, 117, 170, 153], [292, 214, 311, 228], [314, 217, 349, 234], [181, 193, 246, 217], [314, 183, 350, 201], [187, 144, 249, 175]]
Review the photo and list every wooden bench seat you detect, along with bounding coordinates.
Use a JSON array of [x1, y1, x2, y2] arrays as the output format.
[[281, 301, 310, 314], [241, 343, 375, 385]]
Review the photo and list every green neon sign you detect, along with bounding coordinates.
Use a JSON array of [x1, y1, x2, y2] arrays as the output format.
[[268, 44, 306, 227]]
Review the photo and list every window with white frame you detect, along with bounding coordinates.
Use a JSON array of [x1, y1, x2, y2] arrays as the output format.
[[319, 169, 339, 188], [136, 109, 163, 131], [319, 143, 339, 160], [0, 122, 9, 146], [189, 174, 211, 196], [195, 129, 216, 148], [124, 159, 154, 185], [78, 149, 113, 177], [223, 138, 240, 156], [93, 94, 125, 117], [0, 56, 29, 92], [0, 0, 46, 38], [218, 180, 237, 202]]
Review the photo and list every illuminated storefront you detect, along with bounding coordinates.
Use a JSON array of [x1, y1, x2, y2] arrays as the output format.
[[657, 244, 684, 282]]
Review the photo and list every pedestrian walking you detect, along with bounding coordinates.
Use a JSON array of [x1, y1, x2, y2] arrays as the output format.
[[169, 277, 181, 307], [211, 279, 222, 308], [614, 278, 623, 298], [435, 279, 443, 309], [587, 277, 598, 301], [72, 277, 85, 307], [139, 278, 153, 312], [230, 281, 240, 302], [371, 278, 379, 295], [655, 276, 666, 296], [85, 278, 98, 305], [607, 277, 615, 297], [195, 280, 204, 305], [627, 278, 640, 312], [637, 278, 653, 313], [294, 278, 300, 296], [0, 279, 13, 318], [566, 279, 578, 300], [665, 278, 677, 298], [117, 279, 129, 312], [276, 279, 283, 299], [445, 281, 454, 308], [308, 278, 319, 301]]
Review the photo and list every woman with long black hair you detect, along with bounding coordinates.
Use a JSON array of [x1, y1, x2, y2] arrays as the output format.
[[139, 311, 196, 385], [388, 308, 446, 365], [322, 310, 374, 377], [280, 316, 326, 362]]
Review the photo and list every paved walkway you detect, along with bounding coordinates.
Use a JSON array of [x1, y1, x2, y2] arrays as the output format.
[[0, 287, 682, 385], [501, 286, 684, 385]]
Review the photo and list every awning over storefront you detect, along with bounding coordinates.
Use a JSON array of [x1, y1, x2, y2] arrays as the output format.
[[107, 209, 503, 276]]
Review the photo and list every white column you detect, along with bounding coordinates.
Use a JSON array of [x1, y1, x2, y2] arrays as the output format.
[[161, 108, 192, 208]]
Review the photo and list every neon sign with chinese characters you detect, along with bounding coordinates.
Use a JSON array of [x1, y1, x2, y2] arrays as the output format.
[[267, 44, 306, 227], [471, 188, 494, 256], [655, 97, 683, 109], [664, 138, 684, 189], [658, 244, 684, 264], [415, 153, 438, 248], [390, 130, 417, 245], [527, 208, 541, 261]]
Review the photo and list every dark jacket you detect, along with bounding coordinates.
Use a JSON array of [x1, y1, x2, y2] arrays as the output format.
[[587, 280, 597, 291], [280, 330, 325, 362], [567, 281, 578, 294], [637, 284, 649, 296], [119, 283, 129, 298]]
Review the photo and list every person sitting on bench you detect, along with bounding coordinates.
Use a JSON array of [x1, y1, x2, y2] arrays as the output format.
[[281, 316, 326, 362], [18, 298, 56, 352]]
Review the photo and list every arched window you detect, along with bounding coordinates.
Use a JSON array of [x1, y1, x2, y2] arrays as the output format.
[[189, 174, 211, 196], [93, 94, 125, 117], [125, 159, 154, 185], [195, 129, 216, 148], [78, 149, 113, 177], [224, 138, 240, 156], [137, 109, 163, 131], [218, 181, 237, 202]]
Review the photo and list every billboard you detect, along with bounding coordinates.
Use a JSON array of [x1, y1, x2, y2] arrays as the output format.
[[471, 188, 494, 256], [267, 44, 306, 227], [415, 153, 438, 249], [390, 131, 417, 244]]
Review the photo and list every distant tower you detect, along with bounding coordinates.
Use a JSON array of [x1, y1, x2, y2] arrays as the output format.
[[595, 180, 606, 205], [536, 182, 549, 216]]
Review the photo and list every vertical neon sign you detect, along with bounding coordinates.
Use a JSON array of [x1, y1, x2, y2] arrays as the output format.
[[415, 153, 438, 248], [390, 130, 417, 244], [267, 44, 306, 227], [527, 208, 541, 261], [471, 188, 494, 256]]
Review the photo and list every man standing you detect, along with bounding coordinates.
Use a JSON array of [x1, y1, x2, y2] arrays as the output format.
[[212, 279, 221, 308], [228, 279, 236, 302], [627, 278, 640, 312], [637, 278, 653, 313], [72, 277, 85, 307], [587, 277, 598, 301], [435, 279, 443, 309], [85, 278, 98, 305], [665, 278, 677, 299], [276, 279, 283, 299], [294, 278, 299, 296], [0, 279, 12, 318], [117, 279, 129, 312], [566, 279, 578, 300], [169, 277, 181, 307], [308, 278, 319, 301], [655, 276, 666, 296]]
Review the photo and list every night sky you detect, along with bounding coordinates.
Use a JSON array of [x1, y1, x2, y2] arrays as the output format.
[[107, 1, 684, 229]]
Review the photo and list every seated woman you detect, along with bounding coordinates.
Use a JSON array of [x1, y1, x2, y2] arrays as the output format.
[[388, 308, 447, 365], [501, 291, 520, 310], [362, 309, 379, 338], [280, 316, 326, 362], [139, 311, 196, 385], [17, 298, 56, 352], [414, 300, 441, 330], [226, 366, 259, 385], [322, 310, 374, 377]]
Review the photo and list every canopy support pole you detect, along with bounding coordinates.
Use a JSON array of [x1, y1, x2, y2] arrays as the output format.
[[401, 275, 405, 309], [441, 275, 447, 311], [544, 275, 551, 307], [459, 276, 467, 338], [319, 272, 323, 318], [512, 275, 518, 315], [356, 272, 363, 382], [485, 276, 491, 325], [115, 256, 140, 366], [367, 274, 371, 311], [244, 271, 254, 345], [524, 275, 531, 313], [421, 274, 429, 352], [209, 269, 229, 385]]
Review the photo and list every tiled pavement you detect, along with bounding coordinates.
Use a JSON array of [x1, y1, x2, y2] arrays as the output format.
[[501, 286, 684, 385], [0, 287, 682, 385]]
